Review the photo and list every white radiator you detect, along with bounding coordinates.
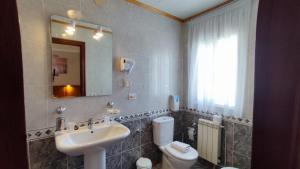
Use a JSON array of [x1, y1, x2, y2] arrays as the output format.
[[197, 119, 221, 165]]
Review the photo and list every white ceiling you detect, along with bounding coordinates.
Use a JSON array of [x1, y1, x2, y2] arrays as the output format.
[[137, 0, 227, 19]]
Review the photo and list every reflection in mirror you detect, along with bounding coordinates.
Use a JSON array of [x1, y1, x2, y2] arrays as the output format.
[[50, 15, 112, 98], [52, 38, 85, 97]]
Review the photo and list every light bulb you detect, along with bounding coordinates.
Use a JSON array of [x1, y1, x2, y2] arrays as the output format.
[[93, 26, 103, 40], [65, 20, 76, 35]]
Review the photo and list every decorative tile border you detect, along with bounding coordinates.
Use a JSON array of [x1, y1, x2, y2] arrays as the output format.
[[27, 127, 56, 141], [26, 108, 170, 141], [27, 106, 252, 141], [115, 109, 170, 122], [180, 107, 253, 126]]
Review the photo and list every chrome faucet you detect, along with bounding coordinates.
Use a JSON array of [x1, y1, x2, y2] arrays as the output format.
[[56, 106, 66, 115], [56, 117, 66, 131], [56, 106, 66, 131], [88, 118, 93, 130]]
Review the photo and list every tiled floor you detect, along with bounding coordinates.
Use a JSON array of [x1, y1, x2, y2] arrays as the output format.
[[191, 161, 214, 169], [153, 163, 161, 169]]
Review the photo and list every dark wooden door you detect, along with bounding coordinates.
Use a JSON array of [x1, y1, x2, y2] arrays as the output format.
[[252, 0, 300, 168], [0, 0, 28, 169]]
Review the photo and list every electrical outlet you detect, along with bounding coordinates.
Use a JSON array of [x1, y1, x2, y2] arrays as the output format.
[[128, 93, 137, 100]]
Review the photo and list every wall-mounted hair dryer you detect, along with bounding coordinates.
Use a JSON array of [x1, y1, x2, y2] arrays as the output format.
[[119, 57, 135, 73]]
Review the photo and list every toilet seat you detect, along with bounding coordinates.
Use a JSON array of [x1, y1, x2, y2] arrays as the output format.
[[164, 142, 198, 161]]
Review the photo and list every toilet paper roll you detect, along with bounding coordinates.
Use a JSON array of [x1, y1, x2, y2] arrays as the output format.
[[187, 127, 195, 141]]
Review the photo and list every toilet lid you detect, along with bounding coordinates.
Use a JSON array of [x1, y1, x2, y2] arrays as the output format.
[[165, 142, 198, 161]]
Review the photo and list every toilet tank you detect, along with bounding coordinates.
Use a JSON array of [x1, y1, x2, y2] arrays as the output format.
[[152, 116, 174, 146]]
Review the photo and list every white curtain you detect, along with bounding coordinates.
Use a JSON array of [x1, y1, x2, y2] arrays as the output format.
[[187, 0, 259, 118]]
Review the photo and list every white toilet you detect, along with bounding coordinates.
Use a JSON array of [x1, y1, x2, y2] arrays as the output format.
[[152, 116, 198, 169]]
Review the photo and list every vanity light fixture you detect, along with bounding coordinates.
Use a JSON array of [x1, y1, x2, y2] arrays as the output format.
[[93, 26, 103, 40], [65, 20, 76, 35]]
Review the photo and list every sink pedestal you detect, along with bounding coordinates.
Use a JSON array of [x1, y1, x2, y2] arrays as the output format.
[[84, 149, 106, 169]]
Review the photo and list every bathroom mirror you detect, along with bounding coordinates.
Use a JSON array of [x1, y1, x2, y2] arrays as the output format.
[[50, 15, 112, 98]]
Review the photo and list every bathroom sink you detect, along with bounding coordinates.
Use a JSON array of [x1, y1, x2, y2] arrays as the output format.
[[55, 121, 130, 156], [55, 121, 130, 169]]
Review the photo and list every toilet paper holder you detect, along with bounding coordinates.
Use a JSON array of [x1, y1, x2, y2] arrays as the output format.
[[187, 127, 195, 141]]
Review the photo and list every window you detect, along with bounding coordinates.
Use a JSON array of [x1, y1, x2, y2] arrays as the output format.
[[187, 0, 257, 118], [197, 35, 238, 108]]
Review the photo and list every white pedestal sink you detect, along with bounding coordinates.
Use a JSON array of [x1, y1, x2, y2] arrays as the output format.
[[55, 121, 130, 169]]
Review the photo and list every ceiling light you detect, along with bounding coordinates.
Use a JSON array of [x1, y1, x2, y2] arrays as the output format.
[[65, 20, 76, 35], [93, 26, 103, 40], [95, 0, 107, 6], [67, 9, 82, 20]]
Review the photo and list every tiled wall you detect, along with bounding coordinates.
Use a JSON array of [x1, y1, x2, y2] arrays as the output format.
[[223, 121, 252, 169], [27, 110, 252, 169], [17, 0, 183, 131], [173, 110, 253, 169], [28, 111, 168, 169], [17, 0, 253, 168]]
